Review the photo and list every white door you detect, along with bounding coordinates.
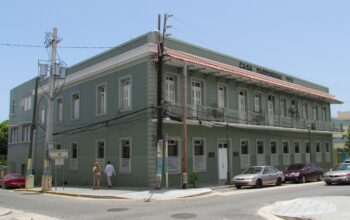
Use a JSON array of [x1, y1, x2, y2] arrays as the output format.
[[192, 81, 202, 117], [165, 76, 176, 103], [238, 91, 246, 122], [218, 86, 225, 109], [268, 96, 274, 125], [218, 142, 228, 180]]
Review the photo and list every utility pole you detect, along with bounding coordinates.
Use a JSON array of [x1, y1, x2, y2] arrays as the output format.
[[42, 27, 58, 191], [25, 76, 39, 188], [182, 62, 188, 189], [156, 14, 172, 189]]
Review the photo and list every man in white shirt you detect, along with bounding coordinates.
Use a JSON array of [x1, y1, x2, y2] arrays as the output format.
[[104, 161, 116, 188]]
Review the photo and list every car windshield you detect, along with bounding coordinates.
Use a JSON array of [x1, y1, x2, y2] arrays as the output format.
[[286, 164, 305, 171], [10, 175, 23, 179], [242, 167, 263, 174], [335, 164, 350, 171]]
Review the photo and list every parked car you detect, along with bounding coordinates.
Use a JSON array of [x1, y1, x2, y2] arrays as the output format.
[[324, 163, 350, 185], [232, 166, 285, 189], [0, 173, 25, 189], [342, 159, 350, 164], [284, 163, 323, 183]]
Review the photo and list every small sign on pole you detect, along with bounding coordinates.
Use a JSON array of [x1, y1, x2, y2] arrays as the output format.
[[156, 140, 163, 189]]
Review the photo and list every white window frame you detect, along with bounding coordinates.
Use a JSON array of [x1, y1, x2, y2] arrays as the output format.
[[280, 97, 287, 117], [119, 137, 132, 174], [282, 140, 290, 165], [217, 83, 228, 109], [270, 140, 279, 166], [240, 139, 250, 168], [21, 124, 31, 142], [302, 103, 308, 120], [315, 141, 322, 162], [96, 139, 106, 167], [256, 139, 265, 166], [56, 97, 63, 122], [164, 73, 178, 104], [325, 142, 331, 162], [40, 105, 46, 124], [11, 100, 16, 116], [21, 95, 32, 111], [254, 92, 262, 113], [238, 88, 248, 122], [96, 83, 107, 116], [69, 142, 79, 170], [71, 92, 80, 120], [294, 140, 302, 163], [119, 76, 132, 112], [167, 137, 180, 174], [192, 138, 206, 172]]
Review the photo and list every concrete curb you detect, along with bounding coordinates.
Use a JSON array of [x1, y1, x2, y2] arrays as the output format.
[[257, 204, 284, 220], [0, 207, 12, 217]]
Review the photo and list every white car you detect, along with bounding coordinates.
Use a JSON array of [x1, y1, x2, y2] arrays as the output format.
[[232, 166, 285, 189], [343, 159, 350, 164]]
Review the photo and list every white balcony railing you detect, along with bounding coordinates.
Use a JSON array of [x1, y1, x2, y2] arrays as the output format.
[[163, 103, 338, 132]]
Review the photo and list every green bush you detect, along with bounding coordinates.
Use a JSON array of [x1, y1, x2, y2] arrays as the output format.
[[188, 173, 200, 188]]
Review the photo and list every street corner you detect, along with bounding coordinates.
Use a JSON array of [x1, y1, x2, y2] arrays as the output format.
[[258, 197, 340, 220], [0, 207, 12, 217]]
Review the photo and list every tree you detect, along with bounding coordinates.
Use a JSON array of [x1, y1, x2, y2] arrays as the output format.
[[0, 120, 8, 165], [342, 125, 350, 153]]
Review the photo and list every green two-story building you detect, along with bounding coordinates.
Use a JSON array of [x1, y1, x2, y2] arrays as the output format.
[[8, 31, 341, 187]]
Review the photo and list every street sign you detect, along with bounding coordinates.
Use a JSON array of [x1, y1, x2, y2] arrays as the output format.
[[49, 149, 68, 159], [156, 140, 163, 189]]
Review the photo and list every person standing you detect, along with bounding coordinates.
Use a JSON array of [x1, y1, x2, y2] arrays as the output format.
[[104, 161, 116, 188], [92, 161, 101, 190]]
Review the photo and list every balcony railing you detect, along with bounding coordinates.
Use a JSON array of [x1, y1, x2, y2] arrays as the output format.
[[164, 103, 339, 132]]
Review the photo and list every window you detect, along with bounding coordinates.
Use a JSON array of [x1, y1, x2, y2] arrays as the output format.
[[283, 141, 289, 154], [97, 141, 105, 159], [70, 142, 78, 170], [306, 141, 310, 153], [165, 75, 176, 103], [217, 85, 227, 108], [241, 140, 249, 155], [325, 142, 330, 153], [120, 77, 131, 111], [168, 139, 179, 173], [312, 105, 318, 120], [96, 84, 107, 115], [21, 95, 32, 111], [254, 93, 262, 112], [120, 138, 131, 173], [270, 141, 277, 154], [322, 107, 327, 121], [280, 98, 287, 117], [257, 141, 264, 154], [193, 139, 206, 171], [55, 144, 61, 150], [238, 90, 247, 121], [56, 97, 63, 122], [40, 105, 46, 124], [72, 93, 80, 119], [21, 124, 31, 142], [316, 142, 321, 153], [71, 143, 78, 159], [10, 127, 19, 143], [11, 100, 15, 115], [302, 103, 308, 119], [294, 142, 300, 153]]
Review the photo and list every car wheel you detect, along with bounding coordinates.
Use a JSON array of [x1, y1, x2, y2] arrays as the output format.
[[255, 179, 263, 188], [317, 174, 322, 181], [326, 182, 332, 186], [3, 182, 8, 189], [235, 185, 241, 189], [276, 178, 282, 186], [301, 176, 306, 183]]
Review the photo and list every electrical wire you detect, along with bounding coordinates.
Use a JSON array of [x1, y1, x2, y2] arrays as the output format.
[[0, 43, 113, 49]]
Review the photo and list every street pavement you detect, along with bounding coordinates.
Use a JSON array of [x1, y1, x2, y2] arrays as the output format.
[[1, 182, 350, 219]]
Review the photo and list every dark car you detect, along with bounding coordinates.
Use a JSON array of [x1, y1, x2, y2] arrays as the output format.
[[284, 163, 323, 183], [0, 173, 25, 189]]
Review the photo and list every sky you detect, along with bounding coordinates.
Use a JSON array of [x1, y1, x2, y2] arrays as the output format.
[[1, 0, 349, 121]]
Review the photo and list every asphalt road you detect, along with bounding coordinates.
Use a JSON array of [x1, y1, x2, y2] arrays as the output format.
[[1, 182, 350, 220]]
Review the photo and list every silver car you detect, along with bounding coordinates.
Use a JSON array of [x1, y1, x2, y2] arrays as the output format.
[[324, 163, 350, 185], [232, 166, 285, 189]]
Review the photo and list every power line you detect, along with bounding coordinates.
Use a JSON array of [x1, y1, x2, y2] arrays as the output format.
[[0, 43, 113, 49]]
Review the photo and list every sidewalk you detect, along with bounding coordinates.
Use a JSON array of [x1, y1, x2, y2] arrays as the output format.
[[14, 186, 212, 201], [258, 196, 350, 220]]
